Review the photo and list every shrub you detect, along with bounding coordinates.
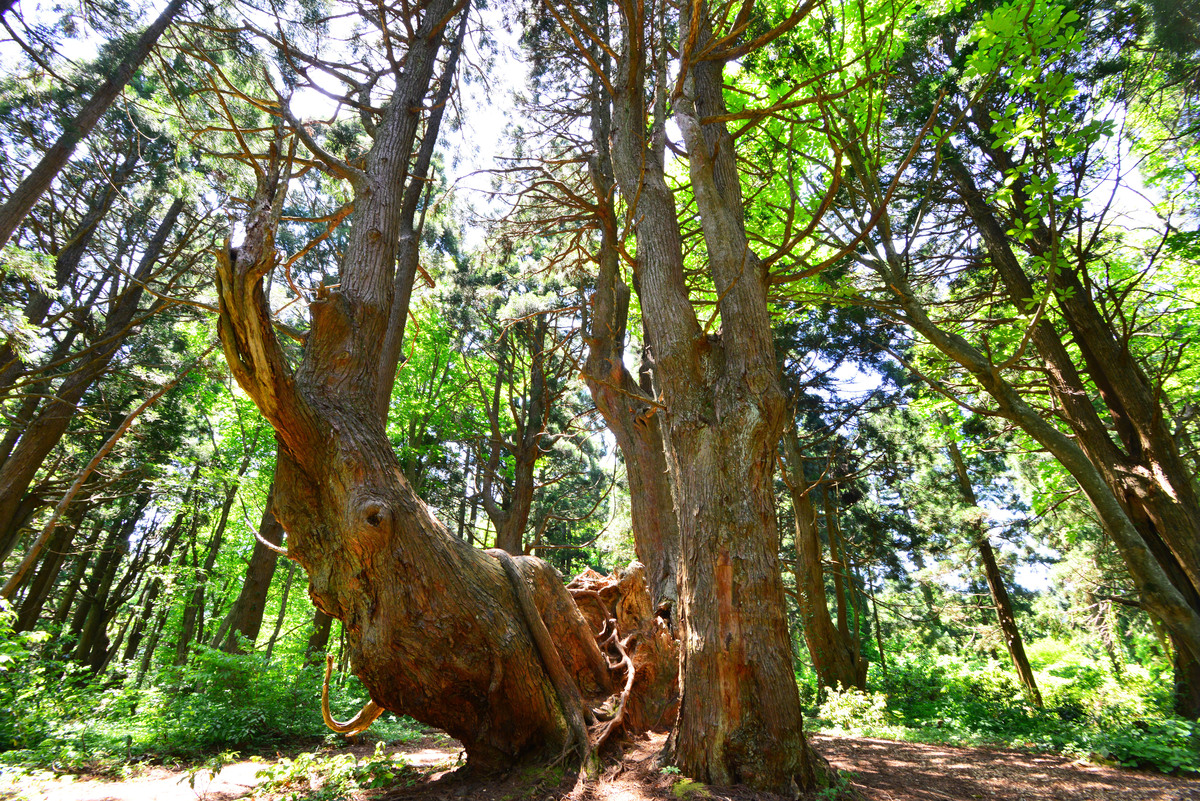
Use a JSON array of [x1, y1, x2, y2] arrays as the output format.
[[252, 741, 416, 801], [817, 684, 892, 729]]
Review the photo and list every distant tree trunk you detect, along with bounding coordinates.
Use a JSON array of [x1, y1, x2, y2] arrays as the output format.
[[175, 451, 252, 665], [123, 496, 192, 661], [1174, 641, 1200, 720], [68, 520, 126, 640], [944, 158, 1200, 715], [0, 197, 184, 563], [0, 0, 186, 250], [73, 536, 128, 663], [821, 483, 867, 685], [946, 437, 1042, 705], [782, 429, 863, 690], [221, 479, 285, 653], [73, 493, 149, 666], [304, 608, 334, 667], [480, 321, 550, 556], [264, 561, 296, 663], [52, 519, 101, 626], [14, 504, 87, 631], [0, 147, 142, 394]]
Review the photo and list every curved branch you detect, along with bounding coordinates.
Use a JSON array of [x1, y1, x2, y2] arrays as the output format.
[[322, 655, 385, 735]]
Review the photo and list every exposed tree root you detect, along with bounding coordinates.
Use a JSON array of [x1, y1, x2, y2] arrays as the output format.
[[322, 654, 385, 735], [487, 549, 593, 766]]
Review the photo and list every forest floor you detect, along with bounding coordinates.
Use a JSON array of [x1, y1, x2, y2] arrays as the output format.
[[2, 730, 1199, 801]]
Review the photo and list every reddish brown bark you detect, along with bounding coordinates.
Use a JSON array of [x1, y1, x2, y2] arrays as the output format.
[[581, 69, 680, 608], [604, 1, 829, 790], [213, 0, 666, 770]]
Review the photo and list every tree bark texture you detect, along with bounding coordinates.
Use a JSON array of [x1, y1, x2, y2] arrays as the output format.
[[606, 2, 827, 790], [581, 69, 679, 608], [214, 0, 663, 770]]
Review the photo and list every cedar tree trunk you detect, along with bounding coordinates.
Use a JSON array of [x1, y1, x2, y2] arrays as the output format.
[[214, 0, 631, 769], [607, 2, 828, 790]]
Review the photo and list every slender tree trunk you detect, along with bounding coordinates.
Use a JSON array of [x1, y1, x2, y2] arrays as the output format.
[[175, 452, 251, 665], [782, 429, 862, 690], [304, 608, 334, 666], [947, 432, 1042, 705], [264, 561, 296, 663], [221, 478, 285, 652], [581, 68, 680, 606], [0, 197, 184, 563], [14, 505, 86, 631], [73, 493, 149, 666], [52, 519, 101, 626], [0, 0, 186, 249], [0, 147, 141, 392]]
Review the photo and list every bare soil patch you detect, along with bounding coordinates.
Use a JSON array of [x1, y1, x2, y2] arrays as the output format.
[[5, 730, 1199, 801], [814, 734, 1200, 801]]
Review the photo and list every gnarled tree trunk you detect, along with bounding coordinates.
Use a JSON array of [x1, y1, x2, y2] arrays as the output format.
[[604, 2, 830, 790], [213, 0, 666, 771]]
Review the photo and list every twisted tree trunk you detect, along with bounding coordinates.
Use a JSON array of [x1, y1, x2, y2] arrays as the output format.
[[213, 0, 665, 770]]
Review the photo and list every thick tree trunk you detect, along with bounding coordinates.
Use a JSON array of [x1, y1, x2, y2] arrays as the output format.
[[0, 0, 185, 249], [221, 479, 285, 652], [946, 437, 1041, 705], [606, 5, 828, 789], [213, 0, 643, 771], [782, 429, 863, 690], [581, 74, 679, 608]]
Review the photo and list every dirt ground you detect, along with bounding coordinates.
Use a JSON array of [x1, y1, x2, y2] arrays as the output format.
[[3, 731, 1198, 801]]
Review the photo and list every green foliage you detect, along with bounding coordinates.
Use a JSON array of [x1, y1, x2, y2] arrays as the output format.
[[817, 685, 893, 729], [805, 646, 1200, 775], [155, 648, 330, 753], [252, 742, 417, 801], [671, 777, 711, 798]]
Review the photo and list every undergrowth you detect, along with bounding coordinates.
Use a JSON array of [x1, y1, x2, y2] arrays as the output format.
[[251, 741, 417, 801], [804, 647, 1200, 775], [0, 609, 424, 776]]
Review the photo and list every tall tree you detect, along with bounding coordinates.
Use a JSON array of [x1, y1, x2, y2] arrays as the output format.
[[211, 0, 632, 770]]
